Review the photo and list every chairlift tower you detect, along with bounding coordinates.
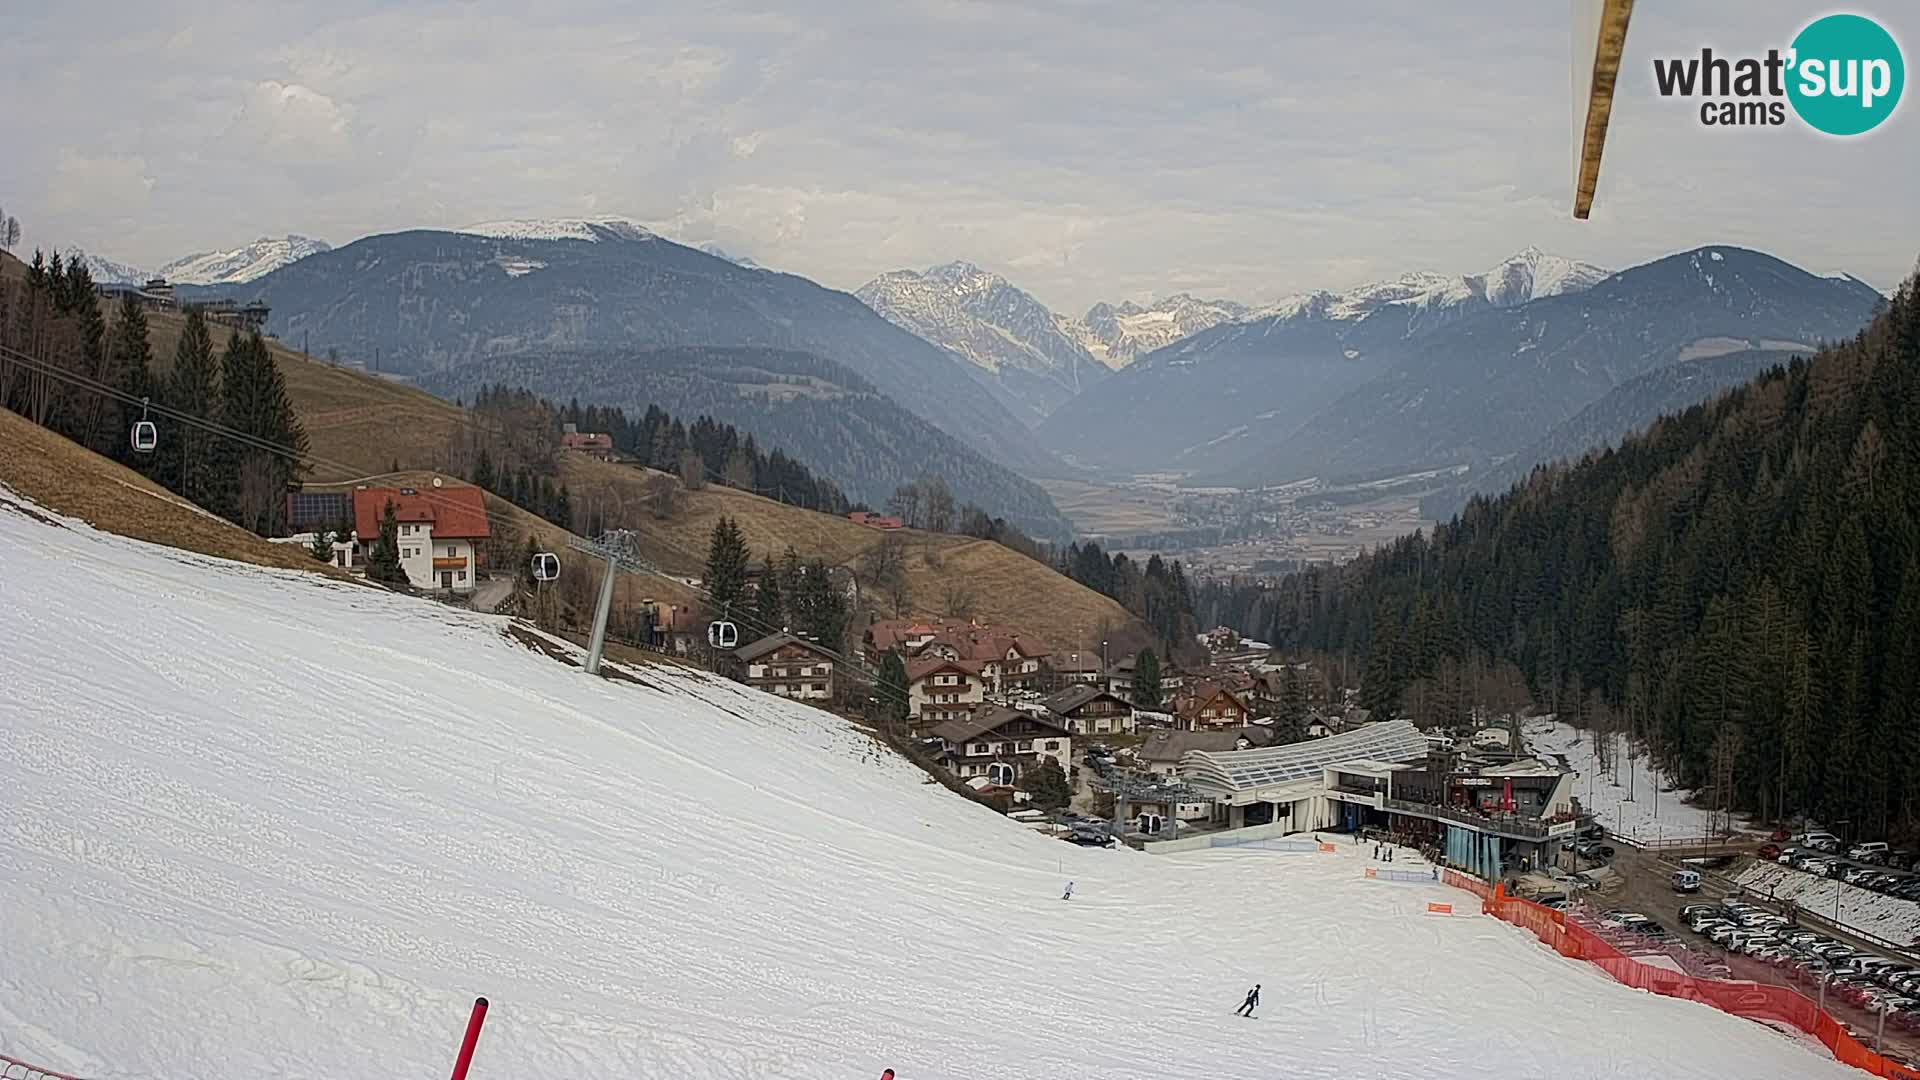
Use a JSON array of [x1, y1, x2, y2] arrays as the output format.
[[567, 530, 663, 676]]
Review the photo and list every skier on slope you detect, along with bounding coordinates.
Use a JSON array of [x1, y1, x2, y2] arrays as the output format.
[[1235, 984, 1261, 1017], [1062, 880, 1075, 900]]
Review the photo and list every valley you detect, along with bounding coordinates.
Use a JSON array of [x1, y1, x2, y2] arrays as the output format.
[[1041, 467, 1459, 574]]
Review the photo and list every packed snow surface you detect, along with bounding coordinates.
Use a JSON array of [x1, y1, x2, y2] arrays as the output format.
[[0, 492, 1854, 1080], [1525, 719, 1750, 841]]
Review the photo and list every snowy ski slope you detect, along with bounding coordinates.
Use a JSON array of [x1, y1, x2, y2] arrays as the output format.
[[0, 488, 1858, 1080]]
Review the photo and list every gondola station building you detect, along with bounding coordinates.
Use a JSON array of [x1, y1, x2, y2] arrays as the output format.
[[1170, 719, 1583, 878]]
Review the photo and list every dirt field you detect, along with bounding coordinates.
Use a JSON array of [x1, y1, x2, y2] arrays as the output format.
[[1036, 478, 1180, 535], [0, 407, 354, 579]]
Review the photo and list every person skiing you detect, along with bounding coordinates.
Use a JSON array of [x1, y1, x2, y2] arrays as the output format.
[[1235, 984, 1261, 1017], [1062, 881, 1075, 901]]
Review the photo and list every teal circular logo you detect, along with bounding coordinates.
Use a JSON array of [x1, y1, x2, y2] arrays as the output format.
[[1787, 14, 1904, 135]]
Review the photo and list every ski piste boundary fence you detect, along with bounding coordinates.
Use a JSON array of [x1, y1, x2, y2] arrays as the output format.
[[2, 1054, 88, 1080], [1442, 871, 1920, 1080]]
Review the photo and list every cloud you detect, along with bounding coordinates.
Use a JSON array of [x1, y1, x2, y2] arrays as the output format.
[[229, 81, 356, 160], [2, 1, 1914, 307], [46, 150, 154, 215]]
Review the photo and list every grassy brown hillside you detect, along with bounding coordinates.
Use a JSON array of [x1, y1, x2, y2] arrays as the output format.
[[0, 406, 352, 578], [127, 302, 1139, 650]]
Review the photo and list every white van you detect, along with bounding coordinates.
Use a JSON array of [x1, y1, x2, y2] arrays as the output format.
[[1848, 841, 1890, 862], [1803, 831, 1842, 853], [1671, 869, 1702, 893]]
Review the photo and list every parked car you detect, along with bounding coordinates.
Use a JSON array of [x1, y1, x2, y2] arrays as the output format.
[[1758, 843, 1781, 860], [1850, 841, 1891, 863], [1804, 831, 1843, 853]]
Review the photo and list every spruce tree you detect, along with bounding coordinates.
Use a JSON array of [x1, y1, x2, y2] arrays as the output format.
[[103, 294, 154, 468], [704, 516, 751, 614], [794, 558, 848, 648], [365, 501, 408, 584], [1278, 666, 1307, 741], [753, 553, 785, 631], [1133, 648, 1163, 709], [472, 447, 496, 492], [162, 308, 222, 510], [218, 331, 307, 535], [877, 649, 910, 730]]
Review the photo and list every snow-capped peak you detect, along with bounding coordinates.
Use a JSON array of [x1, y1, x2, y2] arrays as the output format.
[[457, 217, 657, 243], [1073, 293, 1250, 369], [62, 249, 150, 286], [1251, 249, 1608, 323], [158, 235, 332, 285]]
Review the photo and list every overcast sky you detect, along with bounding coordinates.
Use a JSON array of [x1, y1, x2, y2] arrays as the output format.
[[4, 1, 1914, 311]]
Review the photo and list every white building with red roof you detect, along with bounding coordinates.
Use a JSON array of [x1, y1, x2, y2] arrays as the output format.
[[350, 483, 490, 593]]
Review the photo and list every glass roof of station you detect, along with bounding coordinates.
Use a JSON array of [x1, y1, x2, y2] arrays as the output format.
[[1183, 719, 1430, 792]]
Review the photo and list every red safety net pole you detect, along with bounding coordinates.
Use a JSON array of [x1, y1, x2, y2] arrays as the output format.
[[450, 996, 489, 1080]]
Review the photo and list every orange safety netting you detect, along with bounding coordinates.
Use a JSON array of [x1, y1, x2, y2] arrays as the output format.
[[1458, 881, 1920, 1080]]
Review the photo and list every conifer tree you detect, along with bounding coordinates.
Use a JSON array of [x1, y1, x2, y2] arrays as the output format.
[[161, 308, 223, 510], [103, 294, 154, 468], [753, 553, 785, 631], [219, 331, 307, 535], [703, 516, 751, 614], [877, 649, 910, 730], [1133, 648, 1163, 710], [365, 501, 408, 584]]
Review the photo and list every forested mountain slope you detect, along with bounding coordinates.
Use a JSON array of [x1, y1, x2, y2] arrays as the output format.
[[416, 346, 1073, 540], [1265, 271, 1920, 832]]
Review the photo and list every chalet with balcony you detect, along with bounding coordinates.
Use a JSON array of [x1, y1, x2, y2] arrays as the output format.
[[931, 706, 1073, 785], [1041, 685, 1136, 737], [906, 657, 987, 724], [1173, 682, 1252, 732], [735, 633, 835, 702]]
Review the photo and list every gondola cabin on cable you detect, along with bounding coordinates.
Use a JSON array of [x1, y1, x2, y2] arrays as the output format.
[[708, 619, 739, 649], [130, 397, 158, 453], [531, 552, 560, 582]]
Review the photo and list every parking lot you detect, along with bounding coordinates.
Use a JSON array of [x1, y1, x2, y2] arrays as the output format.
[[1585, 846, 1920, 1068]]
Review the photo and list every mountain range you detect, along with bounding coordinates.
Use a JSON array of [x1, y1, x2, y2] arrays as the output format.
[[1036, 247, 1611, 477], [855, 262, 1252, 423], [187, 219, 1070, 532], [69, 235, 332, 286], [855, 262, 1110, 425], [1036, 246, 1882, 490], [1237, 247, 1882, 488], [1422, 346, 1807, 519], [413, 345, 1075, 539]]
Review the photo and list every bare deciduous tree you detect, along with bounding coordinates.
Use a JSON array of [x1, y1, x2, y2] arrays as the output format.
[[941, 582, 976, 618], [923, 475, 955, 533], [678, 447, 708, 490]]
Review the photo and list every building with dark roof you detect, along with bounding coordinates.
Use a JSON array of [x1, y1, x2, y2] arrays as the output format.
[[735, 633, 836, 703], [930, 705, 1073, 785], [1041, 685, 1136, 736]]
